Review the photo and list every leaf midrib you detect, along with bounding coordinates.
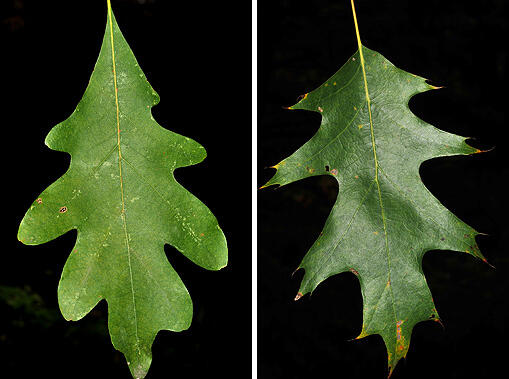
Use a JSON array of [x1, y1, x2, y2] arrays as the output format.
[[107, 1, 141, 354], [351, 0, 399, 340]]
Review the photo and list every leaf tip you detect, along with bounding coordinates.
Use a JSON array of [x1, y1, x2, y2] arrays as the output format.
[[294, 292, 303, 301], [17, 220, 31, 246], [473, 146, 494, 154], [291, 266, 302, 277], [216, 259, 228, 271], [481, 257, 496, 269], [354, 327, 369, 340], [433, 317, 445, 329]]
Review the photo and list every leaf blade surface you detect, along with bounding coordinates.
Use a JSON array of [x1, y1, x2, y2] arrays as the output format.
[[264, 45, 484, 375], [18, 5, 227, 378]]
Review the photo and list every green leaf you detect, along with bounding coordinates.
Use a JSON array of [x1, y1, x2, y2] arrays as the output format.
[[263, 38, 487, 379], [17, 2, 227, 378]]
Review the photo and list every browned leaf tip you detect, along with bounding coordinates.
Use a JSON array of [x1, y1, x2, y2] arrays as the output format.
[[482, 257, 496, 269]]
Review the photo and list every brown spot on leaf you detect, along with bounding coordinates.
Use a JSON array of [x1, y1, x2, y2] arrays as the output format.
[[331, 169, 338, 176], [36, 198, 42, 204], [349, 268, 359, 276], [318, 106, 323, 113], [294, 292, 303, 301], [200, 233, 205, 237], [59, 206, 67, 213]]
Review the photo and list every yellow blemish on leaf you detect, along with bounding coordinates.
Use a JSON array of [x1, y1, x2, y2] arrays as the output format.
[[358, 124, 363, 129], [374, 231, 379, 235]]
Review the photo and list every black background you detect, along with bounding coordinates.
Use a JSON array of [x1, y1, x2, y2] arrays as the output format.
[[1, 0, 251, 378], [259, 0, 507, 379]]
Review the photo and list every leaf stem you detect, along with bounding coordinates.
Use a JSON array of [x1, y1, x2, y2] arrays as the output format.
[[350, 0, 368, 101], [350, 0, 363, 49]]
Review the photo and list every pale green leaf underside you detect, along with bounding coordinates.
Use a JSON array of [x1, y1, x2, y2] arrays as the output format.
[[264, 46, 484, 375], [18, 6, 227, 379]]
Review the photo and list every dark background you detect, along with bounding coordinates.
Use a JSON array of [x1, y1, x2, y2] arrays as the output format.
[[259, 0, 507, 378], [1, 0, 251, 378]]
